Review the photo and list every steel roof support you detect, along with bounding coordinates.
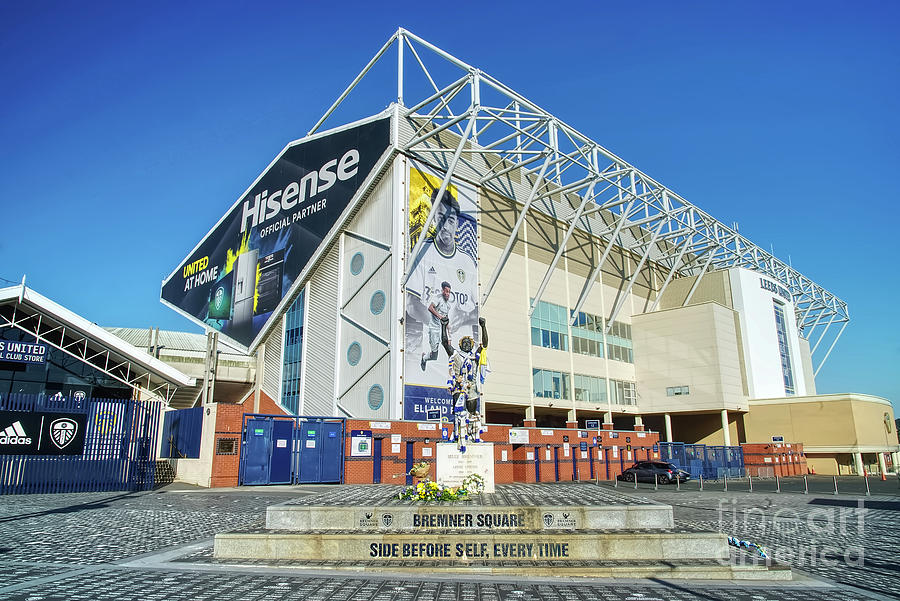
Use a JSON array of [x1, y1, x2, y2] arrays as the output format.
[[682, 248, 719, 306], [528, 180, 598, 317], [814, 321, 848, 378], [308, 29, 849, 355], [570, 195, 639, 320], [604, 218, 667, 332], [482, 154, 551, 307], [648, 235, 693, 313], [811, 313, 837, 355]]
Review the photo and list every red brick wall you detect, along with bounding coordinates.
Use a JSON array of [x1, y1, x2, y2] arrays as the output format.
[[209, 391, 289, 488], [741, 442, 807, 476], [205, 399, 658, 487]]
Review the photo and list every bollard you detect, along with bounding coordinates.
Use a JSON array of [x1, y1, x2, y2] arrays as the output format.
[[865, 473, 870, 496], [804, 475, 808, 495], [676, 474, 681, 491], [634, 474, 638, 490], [614, 475, 618, 488], [748, 473, 753, 492], [776, 475, 780, 493], [655, 473, 658, 490], [724, 473, 728, 492], [833, 475, 838, 495], [699, 474, 703, 491]]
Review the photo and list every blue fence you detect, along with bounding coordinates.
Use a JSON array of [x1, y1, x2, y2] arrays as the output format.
[[160, 407, 203, 458], [658, 442, 744, 479], [0, 393, 162, 494]]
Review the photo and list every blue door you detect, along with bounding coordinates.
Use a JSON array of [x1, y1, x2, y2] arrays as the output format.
[[320, 421, 343, 483], [534, 446, 541, 481], [553, 447, 560, 481], [405, 441, 414, 485], [373, 438, 383, 484], [242, 418, 272, 485], [298, 422, 321, 483], [269, 420, 293, 484]]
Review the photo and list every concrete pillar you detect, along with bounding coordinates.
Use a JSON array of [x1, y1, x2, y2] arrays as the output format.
[[878, 452, 887, 475], [664, 413, 673, 442], [633, 415, 644, 431], [721, 409, 731, 446], [893, 452, 900, 474], [524, 406, 536, 428], [566, 409, 577, 430], [853, 452, 864, 476], [602, 411, 613, 430]]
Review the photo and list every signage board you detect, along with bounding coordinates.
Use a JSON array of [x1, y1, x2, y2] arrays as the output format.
[[350, 430, 372, 457], [161, 116, 392, 349], [0, 411, 86, 455], [585, 420, 600, 429], [0, 341, 47, 365], [508, 428, 530, 444], [772, 435, 784, 442]]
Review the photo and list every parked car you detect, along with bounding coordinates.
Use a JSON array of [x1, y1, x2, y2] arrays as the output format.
[[618, 461, 691, 484]]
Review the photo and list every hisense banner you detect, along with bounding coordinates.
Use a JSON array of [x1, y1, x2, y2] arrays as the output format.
[[161, 117, 391, 348]]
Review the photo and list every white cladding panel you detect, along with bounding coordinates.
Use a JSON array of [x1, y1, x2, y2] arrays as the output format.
[[304, 244, 340, 416], [337, 165, 394, 418], [730, 267, 807, 399], [261, 315, 283, 404]]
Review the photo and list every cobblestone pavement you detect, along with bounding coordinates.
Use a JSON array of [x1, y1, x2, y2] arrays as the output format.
[[0, 484, 895, 601], [606, 483, 900, 599]]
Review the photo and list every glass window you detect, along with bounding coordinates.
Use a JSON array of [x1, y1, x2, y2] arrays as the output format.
[[571, 310, 604, 358], [610, 379, 636, 405], [281, 290, 305, 414], [533, 368, 570, 400], [574, 373, 607, 403], [530, 300, 569, 352], [773, 302, 795, 395]]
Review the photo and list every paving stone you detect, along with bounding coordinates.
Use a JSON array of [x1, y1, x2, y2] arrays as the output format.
[[0, 484, 894, 600]]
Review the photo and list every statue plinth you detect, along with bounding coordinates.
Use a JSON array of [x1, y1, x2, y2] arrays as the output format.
[[436, 442, 495, 493]]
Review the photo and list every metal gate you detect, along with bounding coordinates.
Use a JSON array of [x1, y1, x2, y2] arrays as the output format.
[[0, 393, 162, 494], [238, 414, 345, 485]]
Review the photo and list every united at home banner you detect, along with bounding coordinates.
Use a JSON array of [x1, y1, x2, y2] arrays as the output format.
[[161, 117, 391, 349]]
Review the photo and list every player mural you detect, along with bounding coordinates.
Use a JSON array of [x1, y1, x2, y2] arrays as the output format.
[[403, 162, 479, 422]]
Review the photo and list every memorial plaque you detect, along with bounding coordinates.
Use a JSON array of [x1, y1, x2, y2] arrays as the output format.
[[435, 442, 495, 493]]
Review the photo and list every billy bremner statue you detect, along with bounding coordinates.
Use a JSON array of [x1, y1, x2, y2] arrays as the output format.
[[441, 315, 488, 453]]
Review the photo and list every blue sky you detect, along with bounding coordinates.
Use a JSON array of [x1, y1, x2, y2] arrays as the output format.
[[1, 1, 897, 409]]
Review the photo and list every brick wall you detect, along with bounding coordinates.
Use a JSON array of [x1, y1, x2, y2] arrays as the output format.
[[741, 442, 807, 477], [205, 400, 659, 487], [209, 391, 288, 487]]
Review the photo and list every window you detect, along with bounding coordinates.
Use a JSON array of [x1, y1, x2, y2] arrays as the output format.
[[666, 386, 690, 396], [773, 301, 795, 395], [574, 374, 607, 403], [606, 321, 633, 363], [530, 300, 569, 351], [571, 311, 604, 358], [610, 379, 636, 405], [281, 290, 306, 414], [533, 368, 570, 400]]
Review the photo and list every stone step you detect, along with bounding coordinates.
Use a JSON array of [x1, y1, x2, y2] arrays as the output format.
[[214, 528, 728, 563], [266, 503, 674, 531], [206, 556, 791, 580]]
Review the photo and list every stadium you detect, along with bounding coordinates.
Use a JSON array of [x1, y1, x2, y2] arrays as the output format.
[[1, 30, 896, 490]]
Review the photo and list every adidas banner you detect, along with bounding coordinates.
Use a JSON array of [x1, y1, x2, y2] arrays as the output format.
[[0, 411, 87, 455]]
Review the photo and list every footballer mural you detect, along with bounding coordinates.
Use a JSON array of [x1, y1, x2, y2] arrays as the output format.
[[403, 162, 479, 421]]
